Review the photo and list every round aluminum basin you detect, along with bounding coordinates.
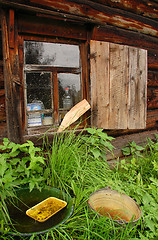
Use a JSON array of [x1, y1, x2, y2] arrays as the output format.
[[88, 188, 141, 224]]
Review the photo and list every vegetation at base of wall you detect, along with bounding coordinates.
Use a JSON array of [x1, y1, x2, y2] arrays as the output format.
[[0, 138, 49, 225], [0, 130, 158, 239]]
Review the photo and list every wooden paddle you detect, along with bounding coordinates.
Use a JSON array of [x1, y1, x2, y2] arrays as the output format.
[[57, 99, 91, 133]]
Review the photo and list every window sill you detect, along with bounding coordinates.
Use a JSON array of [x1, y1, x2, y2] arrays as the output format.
[[23, 126, 87, 146]]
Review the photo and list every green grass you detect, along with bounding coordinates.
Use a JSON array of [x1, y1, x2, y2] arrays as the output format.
[[0, 130, 158, 240]]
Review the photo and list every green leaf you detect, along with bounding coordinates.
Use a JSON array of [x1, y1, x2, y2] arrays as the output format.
[[8, 150, 20, 158], [10, 158, 21, 165], [145, 218, 155, 233], [135, 145, 144, 151], [104, 141, 115, 151], [153, 160, 158, 172], [150, 177, 158, 187], [86, 128, 96, 135], [131, 158, 136, 165], [29, 181, 35, 192], [122, 147, 131, 156], [0, 157, 8, 177], [2, 138, 10, 147], [91, 148, 101, 158], [142, 192, 154, 205]]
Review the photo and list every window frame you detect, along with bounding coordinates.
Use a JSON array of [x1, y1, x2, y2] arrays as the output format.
[[20, 35, 89, 135]]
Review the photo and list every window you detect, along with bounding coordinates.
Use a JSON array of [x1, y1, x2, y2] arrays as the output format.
[[90, 40, 147, 129], [24, 41, 83, 131], [23, 39, 147, 135]]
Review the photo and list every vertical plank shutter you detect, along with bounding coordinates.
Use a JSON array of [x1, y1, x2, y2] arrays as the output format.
[[90, 40, 147, 129]]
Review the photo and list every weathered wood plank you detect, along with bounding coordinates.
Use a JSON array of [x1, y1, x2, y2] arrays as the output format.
[[0, 0, 158, 37], [0, 122, 7, 144], [30, 0, 158, 37], [128, 47, 147, 129], [93, 26, 158, 52], [90, 40, 147, 129], [106, 129, 158, 161], [147, 110, 158, 129], [148, 71, 158, 87], [1, 9, 21, 143], [109, 44, 128, 129], [148, 50, 158, 70], [18, 14, 87, 40], [0, 91, 5, 122], [1, 0, 158, 20], [139, 48, 148, 129], [24, 66, 80, 74], [90, 40, 110, 128], [147, 88, 158, 109], [128, 47, 138, 129], [9, 9, 14, 49], [90, 0, 158, 19], [0, 61, 4, 88]]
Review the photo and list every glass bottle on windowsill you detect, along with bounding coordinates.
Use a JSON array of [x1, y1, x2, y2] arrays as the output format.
[[63, 87, 73, 110]]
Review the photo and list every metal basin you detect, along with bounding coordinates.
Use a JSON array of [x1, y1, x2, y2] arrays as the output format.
[[88, 188, 141, 224], [6, 187, 74, 236]]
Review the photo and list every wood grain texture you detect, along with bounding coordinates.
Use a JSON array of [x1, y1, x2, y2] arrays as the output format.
[[0, 0, 158, 37], [109, 44, 128, 129], [147, 88, 158, 109], [9, 9, 14, 49], [90, 41, 110, 128], [106, 129, 158, 161], [90, 40, 147, 129], [148, 71, 158, 87], [128, 47, 147, 129], [1, 9, 22, 142], [90, 0, 158, 20]]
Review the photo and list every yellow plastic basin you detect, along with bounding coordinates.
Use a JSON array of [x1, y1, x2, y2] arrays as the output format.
[[26, 197, 67, 222]]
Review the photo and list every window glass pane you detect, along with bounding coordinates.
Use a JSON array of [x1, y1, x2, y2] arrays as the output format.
[[24, 41, 80, 67], [26, 72, 52, 110], [58, 73, 81, 110]]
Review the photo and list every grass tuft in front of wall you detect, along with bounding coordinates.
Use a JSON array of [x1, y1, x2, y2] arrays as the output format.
[[0, 130, 158, 239]]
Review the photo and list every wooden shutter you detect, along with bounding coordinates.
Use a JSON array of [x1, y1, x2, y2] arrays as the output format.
[[90, 40, 147, 129]]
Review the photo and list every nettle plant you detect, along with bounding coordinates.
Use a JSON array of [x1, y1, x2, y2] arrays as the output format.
[[81, 128, 115, 159], [0, 138, 49, 224], [120, 136, 158, 239]]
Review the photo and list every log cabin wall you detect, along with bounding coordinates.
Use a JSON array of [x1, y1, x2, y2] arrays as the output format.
[[0, 0, 158, 144], [0, 29, 7, 141]]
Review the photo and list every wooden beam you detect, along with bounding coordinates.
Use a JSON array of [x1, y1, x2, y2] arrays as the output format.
[[24, 66, 80, 73], [148, 71, 158, 87], [90, 0, 158, 20], [1, 9, 22, 143], [147, 88, 158, 109], [0, 0, 158, 37], [30, 0, 158, 37], [148, 50, 158, 70], [106, 129, 158, 161], [9, 9, 14, 49], [18, 14, 87, 41], [92, 25, 158, 51]]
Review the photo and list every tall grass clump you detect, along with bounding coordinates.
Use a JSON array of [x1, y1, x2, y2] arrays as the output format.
[[44, 128, 115, 195]]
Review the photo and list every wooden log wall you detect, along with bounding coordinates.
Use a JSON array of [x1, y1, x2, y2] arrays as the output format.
[[0, 0, 158, 143], [0, 29, 7, 141], [0, 9, 22, 143], [17, 13, 158, 134]]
